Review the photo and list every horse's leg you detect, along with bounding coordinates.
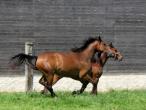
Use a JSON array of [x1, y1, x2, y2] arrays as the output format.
[[79, 82, 88, 94], [79, 70, 99, 95], [80, 73, 98, 85], [91, 71, 102, 95], [91, 79, 99, 95], [39, 75, 46, 86], [90, 71, 99, 95], [44, 73, 56, 97], [39, 74, 61, 95], [72, 81, 89, 95], [39, 75, 48, 94], [52, 74, 61, 85], [79, 68, 98, 83]]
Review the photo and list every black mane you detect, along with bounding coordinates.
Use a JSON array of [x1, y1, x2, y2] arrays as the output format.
[[71, 37, 100, 52]]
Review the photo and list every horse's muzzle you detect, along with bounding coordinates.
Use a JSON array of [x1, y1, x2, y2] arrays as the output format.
[[115, 53, 123, 61]]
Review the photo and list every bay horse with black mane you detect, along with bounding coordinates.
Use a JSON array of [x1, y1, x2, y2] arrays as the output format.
[[10, 37, 116, 97], [40, 43, 123, 95], [72, 42, 123, 95]]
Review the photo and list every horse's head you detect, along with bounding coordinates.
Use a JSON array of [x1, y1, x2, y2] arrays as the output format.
[[94, 36, 113, 54], [94, 37, 123, 61], [107, 42, 123, 61], [71, 36, 122, 61]]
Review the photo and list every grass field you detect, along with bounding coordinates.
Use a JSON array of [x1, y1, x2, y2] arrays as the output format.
[[0, 90, 146, 110]]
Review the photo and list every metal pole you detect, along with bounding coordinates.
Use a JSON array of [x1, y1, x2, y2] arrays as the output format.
[[25, 42, 34, 92]]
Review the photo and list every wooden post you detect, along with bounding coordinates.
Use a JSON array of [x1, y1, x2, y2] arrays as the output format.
[[25, 42, 34, 92]]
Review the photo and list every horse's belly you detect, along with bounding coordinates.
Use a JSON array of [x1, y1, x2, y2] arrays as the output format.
[[54, 69, 79, 78]]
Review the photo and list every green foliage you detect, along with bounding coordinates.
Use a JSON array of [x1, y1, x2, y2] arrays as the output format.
[[0, 90, 146, 110]]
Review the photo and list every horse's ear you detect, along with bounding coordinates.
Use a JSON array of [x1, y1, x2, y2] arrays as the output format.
[[109, 42, 114, 47], [98, 36, 102, 42]]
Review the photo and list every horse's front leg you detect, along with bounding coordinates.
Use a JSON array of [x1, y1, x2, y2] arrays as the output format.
[[90, 72, 100, 95], [79, 70, 97, 84], [72, 81, 89, 95], [91, 79, 99, 95], [91, 72, 102, 95], [79, 69, 98, 90]]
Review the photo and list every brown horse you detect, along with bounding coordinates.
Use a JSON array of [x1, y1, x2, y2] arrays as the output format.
[[10, 37, 116, 97], [73, 43, 123, 94], [40, 43, 123, 95]]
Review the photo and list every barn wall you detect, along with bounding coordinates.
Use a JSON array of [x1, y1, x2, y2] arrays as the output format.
[[0, 0, 146, 75]]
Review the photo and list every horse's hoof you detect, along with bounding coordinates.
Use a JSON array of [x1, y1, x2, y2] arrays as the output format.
[[72, 90, 80, 95], [90, 92, 97, 95], [51, 93, 57, 98], [72, 91, 77, 95], [40, 90, 48, 95]]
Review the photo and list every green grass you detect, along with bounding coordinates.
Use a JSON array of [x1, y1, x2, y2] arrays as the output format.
[[0, 90, 146, 110]]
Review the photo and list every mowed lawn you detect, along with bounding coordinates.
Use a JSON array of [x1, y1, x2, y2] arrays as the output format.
[[0, 90, 146, 110]]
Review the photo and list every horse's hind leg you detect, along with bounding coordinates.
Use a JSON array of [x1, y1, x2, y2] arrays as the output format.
[[39, 75, 48, 94], [44, 73, 56, 97], [39, 74, 61, 95]]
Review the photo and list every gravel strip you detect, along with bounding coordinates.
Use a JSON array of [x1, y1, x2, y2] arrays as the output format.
[[0, 74, 146, 92]]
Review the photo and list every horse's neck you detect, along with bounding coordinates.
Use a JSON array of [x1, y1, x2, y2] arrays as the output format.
[[97, 53, 109, 67], [81, 44, 96, 61]]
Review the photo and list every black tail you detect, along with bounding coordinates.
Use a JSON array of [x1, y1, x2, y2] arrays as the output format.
[[9, 53, 38, 70]]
